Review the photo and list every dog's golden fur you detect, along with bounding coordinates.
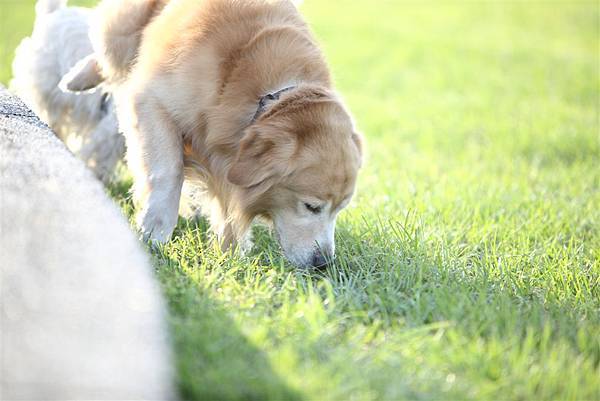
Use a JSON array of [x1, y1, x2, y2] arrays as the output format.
[[75, 0, 363, 267]]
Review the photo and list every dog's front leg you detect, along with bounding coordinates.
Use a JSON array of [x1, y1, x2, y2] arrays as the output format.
[[206, 200, 254, 254], [125, 96, 183, 244]]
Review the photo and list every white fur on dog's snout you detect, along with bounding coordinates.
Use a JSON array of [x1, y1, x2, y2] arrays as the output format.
[[273, 209, 336, 268]]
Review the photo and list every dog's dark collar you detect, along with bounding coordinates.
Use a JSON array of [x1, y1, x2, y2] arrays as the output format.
[[252, 86, 296, 122]]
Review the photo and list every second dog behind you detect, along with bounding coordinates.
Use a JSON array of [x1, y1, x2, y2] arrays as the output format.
[[11, 0, 123, 183]]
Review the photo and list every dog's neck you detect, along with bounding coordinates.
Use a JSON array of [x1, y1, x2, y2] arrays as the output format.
[[251, 86, 297, 122]]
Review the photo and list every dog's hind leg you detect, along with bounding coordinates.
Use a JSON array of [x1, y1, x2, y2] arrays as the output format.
[[122, 92, 184, 243], [60, 0, 170, 93], [90, 0, 169, 82]]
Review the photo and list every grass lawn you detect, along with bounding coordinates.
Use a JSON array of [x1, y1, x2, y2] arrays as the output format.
[[2, 1, 599, 400]]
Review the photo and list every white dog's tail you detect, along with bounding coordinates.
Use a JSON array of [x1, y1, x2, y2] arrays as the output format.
[[35, 0, 67, 16]]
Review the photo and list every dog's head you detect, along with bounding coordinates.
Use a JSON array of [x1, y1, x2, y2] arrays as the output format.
[[228, 86, 363, 268]]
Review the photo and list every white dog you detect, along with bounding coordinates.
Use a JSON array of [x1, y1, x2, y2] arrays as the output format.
[[11, 0, 123, 183]]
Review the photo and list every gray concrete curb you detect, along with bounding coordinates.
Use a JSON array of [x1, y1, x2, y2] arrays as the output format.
[[0, 87, 176, 400]]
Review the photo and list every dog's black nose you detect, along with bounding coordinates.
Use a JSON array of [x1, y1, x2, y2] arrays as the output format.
[[311, 250, 329, 269]]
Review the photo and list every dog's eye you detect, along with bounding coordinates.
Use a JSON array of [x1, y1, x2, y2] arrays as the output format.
[[304, 203, 322, 214]]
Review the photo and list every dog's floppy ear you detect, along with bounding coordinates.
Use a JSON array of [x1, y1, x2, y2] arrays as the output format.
[[352, 131, 364, 167], [59, 54, 105, 92], [228, 125, 296, 188]]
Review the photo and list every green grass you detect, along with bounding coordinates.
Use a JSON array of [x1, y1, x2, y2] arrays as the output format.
[[2, 1, 600, 400]]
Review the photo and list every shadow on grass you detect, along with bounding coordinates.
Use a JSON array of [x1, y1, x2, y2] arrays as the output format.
[[155, 251, 302, 401], [322, 217, 600, 366], [106, 178, 300, 400], [107, 179, 598, 398]]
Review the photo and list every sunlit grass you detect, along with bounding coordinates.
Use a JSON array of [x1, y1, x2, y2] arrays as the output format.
[[2, 1, 599, 399]]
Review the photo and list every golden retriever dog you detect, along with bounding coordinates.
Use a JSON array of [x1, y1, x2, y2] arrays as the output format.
[[63, 0, 363, 268]]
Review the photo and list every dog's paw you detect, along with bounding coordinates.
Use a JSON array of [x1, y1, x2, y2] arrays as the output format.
[[137, 209, 176, 245]]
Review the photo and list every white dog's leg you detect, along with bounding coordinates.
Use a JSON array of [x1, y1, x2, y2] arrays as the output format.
[[124, 96, 183, 244], [77, 110, 124, 184]]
